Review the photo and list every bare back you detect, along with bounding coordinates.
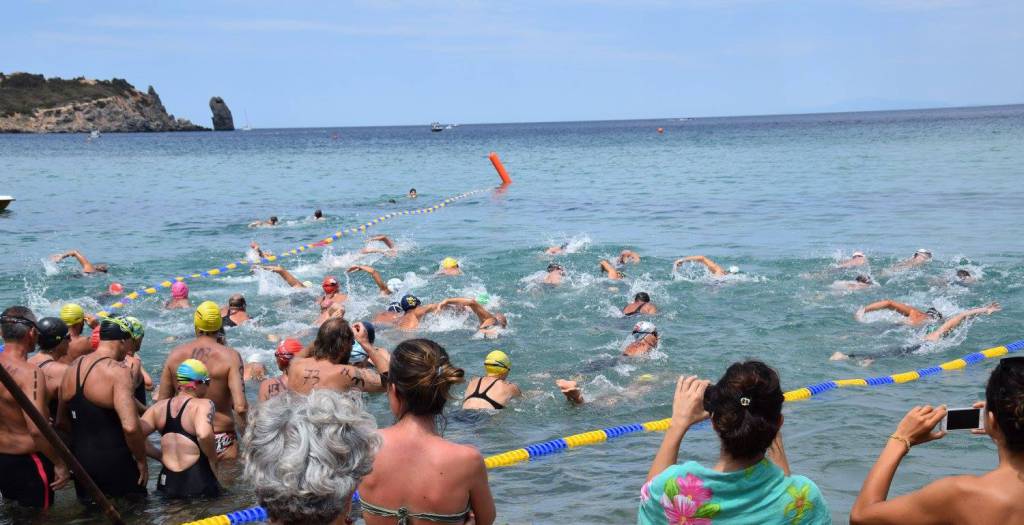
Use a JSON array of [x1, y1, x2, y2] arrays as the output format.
[[28, 353, 67, 411], [144, 396, 214, 472], [462, 377, 520, 410], [0, 355, 46, 455], [159, 337, 245, 434], [286, 357, 382, 395], [66, 333, 92, 362]]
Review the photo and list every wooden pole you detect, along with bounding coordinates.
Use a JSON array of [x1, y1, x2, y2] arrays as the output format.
[[0, 362, 125, 524]]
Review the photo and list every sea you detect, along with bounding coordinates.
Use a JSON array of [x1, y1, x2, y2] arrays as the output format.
[[1, 104, 1023, 524]]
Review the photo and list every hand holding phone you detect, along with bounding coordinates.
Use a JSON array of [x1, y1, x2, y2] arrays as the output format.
[[940, 406, 985, 432]]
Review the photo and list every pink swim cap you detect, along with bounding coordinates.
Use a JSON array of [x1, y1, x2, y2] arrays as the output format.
[[171, 281, 189, 299]]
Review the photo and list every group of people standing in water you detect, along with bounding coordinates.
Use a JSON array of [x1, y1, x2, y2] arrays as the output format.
[[1, 234, 1020, 525]]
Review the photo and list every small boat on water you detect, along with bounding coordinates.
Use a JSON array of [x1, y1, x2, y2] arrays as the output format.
[[0, 196, 14, 212], [430, 122, 444, 132]]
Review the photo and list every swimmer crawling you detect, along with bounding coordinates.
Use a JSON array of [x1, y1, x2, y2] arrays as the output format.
[[623, 292, 657, 316], [855, 300, 944, 327], [544, 263, 566, 285], [618, 250, 641, 264], [599, 259, 623, 280], [674, 255, 739, 277], [438, 297, 508, 338], [887, 248, 932, 273], [438, 257, 462, 276], [360, 235, 397, 256], [837, 251, 868, 268], [248, 216, 279, 228], [50, 249, 109, 274], [545, 243, 568, 255], [624, 321, 659, 357], [833, 275, 874, 291]]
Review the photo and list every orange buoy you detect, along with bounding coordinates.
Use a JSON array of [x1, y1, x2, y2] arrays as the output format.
[[489, 152, 512, 185], [657, 128, 664, 134]]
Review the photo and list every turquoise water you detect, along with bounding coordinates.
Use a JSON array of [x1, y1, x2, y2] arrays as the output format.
[[1, 105, 1023, 524]]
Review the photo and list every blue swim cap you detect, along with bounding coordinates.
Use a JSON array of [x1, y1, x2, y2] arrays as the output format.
[[359, 321, 376, 344], [399, 294, 420, 312], [386, 302, 403, 313]]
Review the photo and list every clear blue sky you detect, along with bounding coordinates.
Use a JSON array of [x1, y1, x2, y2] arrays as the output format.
[[4, 1, 1021, 127]]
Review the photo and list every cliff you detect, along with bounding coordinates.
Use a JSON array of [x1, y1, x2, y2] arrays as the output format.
[[209, 96, 234, 131], [0, 73, 207, 133]]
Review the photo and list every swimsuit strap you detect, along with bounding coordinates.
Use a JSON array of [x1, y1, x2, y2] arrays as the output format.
[[38, 359, 56, 369], [360, 498, 471, 525], [77, 357, 110, 392], [467, 377, 504, 410]]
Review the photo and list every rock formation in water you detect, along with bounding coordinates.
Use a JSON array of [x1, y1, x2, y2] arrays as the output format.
[[209, 97, 234, 131], [0, 72, 207, 133]]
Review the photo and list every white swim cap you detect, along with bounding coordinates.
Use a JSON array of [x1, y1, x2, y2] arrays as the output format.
[[852, 251, 864, 258], [728, 266, 740, 274]]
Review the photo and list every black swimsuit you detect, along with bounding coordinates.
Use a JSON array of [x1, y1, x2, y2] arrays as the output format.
[[465, 378, 505, 409], [68, 357, 146, 502], [156, 398, 221, 499], [624, 303, 646, 316], [222, 314, 237, 328]]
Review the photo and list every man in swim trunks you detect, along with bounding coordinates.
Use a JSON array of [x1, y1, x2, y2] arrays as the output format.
[[674, 255, 738, 277], [395, 294, 444, 331], [855, 299, 943, 326], [141, 358, 221, 498], [60, 303, 95, 361], [221, 294, 251, 327], [599, 259, 623, 280], [360, 235, 398, 256], [623, 292, 657, 316], [286, 319, 386, 395], [438, 257, 462, 276], [438, 296, 508, 338], [50, 249, 109, 274], [259, 338, 302, 401], [166, 281, 191, 310], [618, 250, 641, 264], [28, 317, 71, 425], [837, 251, 868, 268], [544, 263, 566, 285], [157, 301, 247, 459], [624, 321, 659, 357], [58, 315, 147, 501], [887, 248, 932, 272], [462, 350, 521, 410], [0, 307, 71, 508], [348, 264, 400, 296]]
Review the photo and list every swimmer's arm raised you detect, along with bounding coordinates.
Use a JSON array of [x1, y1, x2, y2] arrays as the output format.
[[860, 300, 909, 317], [682, 255, 724, 275], [369, 235, 395, 249], [347, 265, 389, 294], [599, 260, 621, 279], [262, 266, 305, 288], [923, 304, 1000, 342], [54, 250, 96, 272]]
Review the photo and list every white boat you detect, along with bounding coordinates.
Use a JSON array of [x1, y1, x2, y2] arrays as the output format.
[[88, 130, 101, 140], [242, 110, 253, 131], [430, 122, 443, 132], [0, 196, 14, 212]]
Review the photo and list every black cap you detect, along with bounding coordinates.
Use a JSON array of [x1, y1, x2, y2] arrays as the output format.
[[37, 317, 69, 351]]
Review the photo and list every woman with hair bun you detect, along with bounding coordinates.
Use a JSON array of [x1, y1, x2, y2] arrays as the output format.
[[639, 361, 830, 524], [851, 356, 1024, 524], [358, 338, 496, 525]]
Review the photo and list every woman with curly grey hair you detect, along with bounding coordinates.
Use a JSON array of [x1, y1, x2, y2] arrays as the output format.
[[242, 389, 380, 525]]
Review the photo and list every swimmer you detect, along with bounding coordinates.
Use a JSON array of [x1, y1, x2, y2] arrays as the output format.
[[313, 209, 324, 220], [316, 302, 346, 327], [286, 318, 386, 395], [408, 188, 417, 199], [249, 241, 273, 260], [624, 321, 659, 357], [855, 300, 944, 327], [157, 301, 247, 459], [372, 301, 405, 327], [623, 292, 658, 316], [58, 315, 148, 500], [545, 243, 569, 255], [360, 235, 398, 256], [673, 255, 738, 277], [28, 317, 70, 424], [221, 294, 251, 328], [544, 263, 566, 285], [599, 259, 623, 280], [50, 249, 109, 274], [248, 216, 279, 228], [257, 264, 307, 288], [834, 274, 874, 291], [60, 303, 96, 361], [243, 355, 268, 382], [888, 248, 932, 272], [166, 281, 191, 309], [837, 251, 868, 268], [618, 250, 641, 265], [462, 350, 521, 410], [955, 268, 977, 285], [555, 379, 585, 405], [438, 257, 462, 276], [140, 359, 221, 499], [833, 302, 1001, 363], [259, 338, 301, 401], [438, 296, 508, 338], [394, 294, 443, 331], [0, 307, 71, 508], [348, 264, 401, 295], [318, 275, 347, 310]]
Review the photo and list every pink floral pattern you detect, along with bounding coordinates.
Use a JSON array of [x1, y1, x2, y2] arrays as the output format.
[[658, 473, 721, 524]]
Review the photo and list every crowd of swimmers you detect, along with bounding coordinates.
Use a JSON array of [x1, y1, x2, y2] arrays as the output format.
[[1, 240, 1017, 524]]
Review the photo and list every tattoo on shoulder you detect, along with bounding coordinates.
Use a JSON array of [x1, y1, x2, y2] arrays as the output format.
[[191, 347, 212, 362]]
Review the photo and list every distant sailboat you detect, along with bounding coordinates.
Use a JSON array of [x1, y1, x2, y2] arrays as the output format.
[[242, 110, 253, 131]]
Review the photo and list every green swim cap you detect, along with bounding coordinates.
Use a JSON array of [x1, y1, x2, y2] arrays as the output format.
[[476, 293, 491, 306], [125, 316, 144, 340]]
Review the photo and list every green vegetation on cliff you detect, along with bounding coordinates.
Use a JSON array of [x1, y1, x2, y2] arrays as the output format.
[[0, 73, 137, 117]]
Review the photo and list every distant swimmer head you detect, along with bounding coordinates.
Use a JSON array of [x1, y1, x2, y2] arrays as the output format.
[[476, 293, 491, 306], [94, 264, 110, 273], [925, 307, 944, 321], [441, 257, 459, 270], [269, 216, 279, 225], [728, 266, 740, 274], [547, 263, 564, 273], [915, 248, 933, 260], [36, 317, 69, 352], [275, 338, 303, 370], [228, 293, 247, 310], [386, 301, 404, 313], [314, 209, 323, 219], [484, 350, 511, 377], [194, 300, 223, 334], [386, 278, 403, 294], [171, 281, 189, 299], [176, 358, 210, 387], [957, 269, 972, 280], [108, 282, 124, 295], [632, 321, 658, 340], [855, 275, 872, 285], [408, 188, 417, 198], [59, 303, 85, 327], [399, 294, 420, 312], [634, 292, 651, 303], [322, 276, 340, 294], [851, 251, 865, 259]]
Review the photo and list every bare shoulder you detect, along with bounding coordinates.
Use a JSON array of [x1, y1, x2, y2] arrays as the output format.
[[446, 440, 485, 468]]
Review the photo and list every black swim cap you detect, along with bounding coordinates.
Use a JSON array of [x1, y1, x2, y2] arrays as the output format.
[[36, 317, 69, 350], [925, 307, 943, 320], [99, 316, 132, 341]]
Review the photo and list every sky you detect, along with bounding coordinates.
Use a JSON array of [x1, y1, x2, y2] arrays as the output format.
[[3, 0, 1022, 127]]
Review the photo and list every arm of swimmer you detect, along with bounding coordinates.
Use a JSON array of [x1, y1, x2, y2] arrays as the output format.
[[23, 372, 67, 481], [923, 307, 994, 342], [599, 260, 621, 279], [227, 353, 249, 435], [861, 300, 900, 315], [196, 400, 218, 470], [157, 360, 176, 401], [467, 453, 497, 525], [353, 266, 390, 294], [370, 235, 395, 249], [112, 366, 147, 484], [354, 368, 385, 393], [850, 444, 957, 525], [142, 367, 154, 390], [69, 250, 96, 273], [140, 403, 162, 460], [272, 267, 305, 288]]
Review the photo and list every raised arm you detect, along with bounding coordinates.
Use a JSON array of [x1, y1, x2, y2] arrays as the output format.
[[369, 235, 395, 249], [646, 376, 710, 482], [681, 255, 724, 275], [354, 323, 391, 374], [924, 303, 1000, 342], [347, 265, 390, 294], [599, 260, 622, 280], [858, 300, 915, 318], [112, 365, 148, 487], [261, 265, 305, 288]]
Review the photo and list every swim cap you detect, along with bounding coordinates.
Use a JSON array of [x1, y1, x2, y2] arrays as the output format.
[[351, 342, 368, 362], [322, 276, 339, 293], [194, 301, 223, 333], [99, 316, 132, 341], [916, 249, 932, 257], [108, 283, 124, 295], [90, 329, 100, 350], [176, 358, 209, 385], [59, 303, 85, 326], [386, 302, 404, 313], [484, 350, 511, 376], [171, 281, 189, 299], [727, 266, 740, 274], [632, 321, 657, 338], [476, 293, 491, 306], [852, 251, 865, 258], [441, 257, 459, 269], [124, 316, 144, 340], [37, 317, 69, 351], [399, 294, 420, 312], [358, 321, 376, 344], [386, 278, 403, 293], [275, 338, 303, 369]]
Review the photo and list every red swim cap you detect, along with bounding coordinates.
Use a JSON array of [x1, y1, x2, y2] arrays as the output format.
[[108, 282, 124, 295], [90, 329, 100, 350], [322, 276, 339, 293], [274, 338, 303, 369]]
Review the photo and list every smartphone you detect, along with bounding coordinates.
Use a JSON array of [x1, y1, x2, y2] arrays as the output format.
[[941, 407, 984, 431]]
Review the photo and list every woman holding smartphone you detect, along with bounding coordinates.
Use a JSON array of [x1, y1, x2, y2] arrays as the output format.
[[851, 356, 1024, 524]]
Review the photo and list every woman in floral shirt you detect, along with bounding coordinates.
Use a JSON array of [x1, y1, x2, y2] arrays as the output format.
[[638, 361, 830, 524]]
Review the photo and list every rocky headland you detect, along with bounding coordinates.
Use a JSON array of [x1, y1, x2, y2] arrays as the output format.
[[0, 72, 207, 133]]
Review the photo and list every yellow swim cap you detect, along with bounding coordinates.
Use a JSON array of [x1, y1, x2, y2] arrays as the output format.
[[59, 303, 85, 326], [484, 350, 510, 376], [441, 257, 459, 269], [194, 301, 223, 333]]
